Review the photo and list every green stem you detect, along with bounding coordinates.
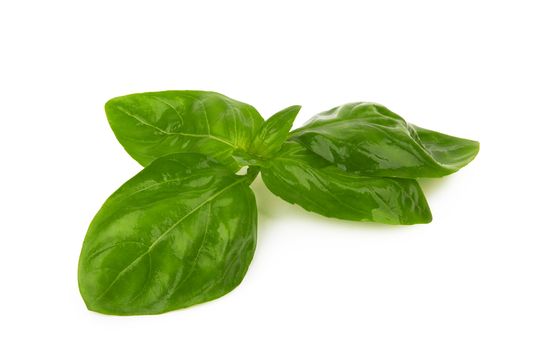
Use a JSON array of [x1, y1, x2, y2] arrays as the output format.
[[244, 166, 260, 184]]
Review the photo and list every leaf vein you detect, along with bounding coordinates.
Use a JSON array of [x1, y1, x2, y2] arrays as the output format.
[[118, 106, 234, 147], [93, 177, 245, 302]]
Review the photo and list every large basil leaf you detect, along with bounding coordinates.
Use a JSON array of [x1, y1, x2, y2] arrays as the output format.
[[261, 141, 432, 225], [78, 153, 257, 315], [105, 91, 264, 169], [290, 103, 479, 178], [250, 105, 301, 158]]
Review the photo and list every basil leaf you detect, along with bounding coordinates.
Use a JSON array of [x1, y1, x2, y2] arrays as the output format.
[[250, 105, 301, 158], [105, 91, 264, 169], [291, 103, 479, 178], [78, 153, 257, 315], [261, 141, 432, 225]]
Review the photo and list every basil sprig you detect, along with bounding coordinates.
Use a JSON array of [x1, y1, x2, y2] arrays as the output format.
[[79, 91, 479, 315]]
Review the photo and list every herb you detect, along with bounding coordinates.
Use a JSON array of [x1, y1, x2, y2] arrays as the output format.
[[79, 91, 479, 315]]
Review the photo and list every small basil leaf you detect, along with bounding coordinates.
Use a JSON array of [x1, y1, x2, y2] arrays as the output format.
[[78, 153, 257, 315], [291, 103, 479, 178], [250, 105, 301, 158], [261, 141, 432, 225], [105, 91, 264, 169]]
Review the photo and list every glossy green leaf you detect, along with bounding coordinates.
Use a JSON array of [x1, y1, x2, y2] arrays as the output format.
[[291, 103, 479, 178], [78, 153, 257, 315], [261, 141, 432, 224], [105, 91, 264, 170], [250, 105, 301, 158]]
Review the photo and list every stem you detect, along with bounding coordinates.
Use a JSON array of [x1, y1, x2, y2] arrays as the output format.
[[244, 166, 260, 184]]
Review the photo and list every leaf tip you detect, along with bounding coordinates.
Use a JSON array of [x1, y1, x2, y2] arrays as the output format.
[[288, 104, 302, 113]]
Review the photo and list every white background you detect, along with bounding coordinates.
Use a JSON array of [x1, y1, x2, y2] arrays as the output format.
[[1, 1, 543, 349]]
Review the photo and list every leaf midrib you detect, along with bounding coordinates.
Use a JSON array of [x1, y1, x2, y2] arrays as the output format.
[[117, 106, 235, 148]]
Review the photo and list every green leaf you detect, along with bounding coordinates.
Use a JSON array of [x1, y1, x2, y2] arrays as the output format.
[[250, 105, 301, 158], [105, 91, 264, 170], [261, 141, 432, 225], [78, 153, 257, 315], [290, 103, 479, 178]]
